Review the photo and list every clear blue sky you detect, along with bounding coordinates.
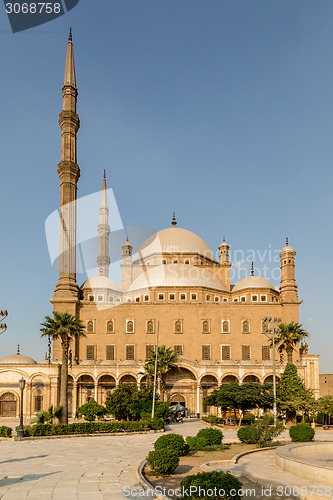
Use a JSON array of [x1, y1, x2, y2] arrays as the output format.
[[0, 1, 332, 371]]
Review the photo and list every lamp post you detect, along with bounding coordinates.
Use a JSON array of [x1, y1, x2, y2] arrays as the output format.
[[0, 310, 8, 335], [17, 377, 25, 439], [263, 317, 281, 424]]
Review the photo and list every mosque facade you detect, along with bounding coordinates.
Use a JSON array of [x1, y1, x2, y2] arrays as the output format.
[[0, 33, 319, 419]]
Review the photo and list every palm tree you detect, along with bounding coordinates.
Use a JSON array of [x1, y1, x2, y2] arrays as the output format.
[[40, 312, 86, 424], [143, 345, 179, 399], [273, 321, 309, 364]]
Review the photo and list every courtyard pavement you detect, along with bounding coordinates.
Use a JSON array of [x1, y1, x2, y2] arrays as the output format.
[[0, 419, 333, 499]]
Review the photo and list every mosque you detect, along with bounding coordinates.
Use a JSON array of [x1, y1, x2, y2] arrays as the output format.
[[0, 33, 319, 419]]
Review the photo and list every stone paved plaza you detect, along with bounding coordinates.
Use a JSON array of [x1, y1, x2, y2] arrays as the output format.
[[0, 420, 333, 499]]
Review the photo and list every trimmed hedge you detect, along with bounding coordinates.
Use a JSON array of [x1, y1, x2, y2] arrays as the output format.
[[202, 416, 224, 425], [147, 448, 179, 476], [154, 433, 189, 456], [0, 426, 12, 437], [237, 426, 257, 444], [180, 471, 243, 500], [289, 423, 315, 442], [19, 419, 164, 437], [196, 427, 223, 445]]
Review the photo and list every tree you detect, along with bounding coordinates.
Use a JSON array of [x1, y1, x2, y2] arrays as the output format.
[[77, 400, 107, 421], [143, 345, 179, 397], [105, 384, 156, 421], [40, 312, 86, 424], [277, 363, 314, 423], [273, 322, 309, 364], [204, 382, 273, 425], [317, 395, 333, 425]]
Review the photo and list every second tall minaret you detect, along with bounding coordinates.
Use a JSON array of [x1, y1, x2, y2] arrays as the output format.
[[53, 29, 80, 309], [97, 171, 111, 277]]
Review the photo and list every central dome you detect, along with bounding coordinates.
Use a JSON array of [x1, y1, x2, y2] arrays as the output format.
[[133, 227, 216, 263]]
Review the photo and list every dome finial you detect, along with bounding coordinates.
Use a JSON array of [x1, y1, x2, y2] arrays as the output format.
[[103, 169, 106, 180], [171, 212, 177, 227], [286, 237, 289, 246], [17, 344, 20, 355], [223, 236, 225, 242], [251, 261, 254, 276], [69, 27, 72, 42]]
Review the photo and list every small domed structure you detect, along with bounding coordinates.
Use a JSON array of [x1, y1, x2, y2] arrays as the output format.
[[233, 275, 275, 292], [81, 275, 121, 292], [0, 353, 37, 365]]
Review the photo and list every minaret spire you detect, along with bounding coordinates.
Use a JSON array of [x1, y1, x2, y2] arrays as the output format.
[[171, 212, 177, 227], [97, 172, 111, 277], [52, 31, 80, 306], [251, 261, 254, 276]]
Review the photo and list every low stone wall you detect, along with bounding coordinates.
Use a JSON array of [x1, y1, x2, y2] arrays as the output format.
[[276, 442, 333, 486]]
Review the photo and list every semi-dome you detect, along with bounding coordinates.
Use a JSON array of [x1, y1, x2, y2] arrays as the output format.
[[127, 264, 226, 292], [133, 227, 216, 263], [0, 353, 37, 365], [233, 275, 275, 292], [81, 275, 121, 293]]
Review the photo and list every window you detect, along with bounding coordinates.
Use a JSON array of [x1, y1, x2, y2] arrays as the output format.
[[146, 320, 155, 334], [251, 295, 258, 302], [98, 295, 103, 302], [169, 294, 175, 301], [184, 259, 190, 265], [174, 345, 183, 356], [173, 259, 178, 263], [126, 345, 135, 360], [146, 345, 155, 359], [242, 320, 250, 334], [162, 259, 166, 264], [240, 296, 246, 302], [202, 345, 211, 361], [109, 296, 114, 302], [158, 293, 164, 301], [87, 320, 94, 334], [89, 295, 94, 302], [202, 320, 210, 334], [116, 297, 121, 302], [206, 295, 211, 301], [262, 346, 271, 361], [242, 345, 251, 360], [106, 345, 115, 361], [214, 296, 219, 302], [34, 395, 43, 413], [260, 295, 267, 302], [106, 320, 114, 334], [233, 298, 239, 302], [223, 298, 228, 302], [174, 320, 183, 334], [144, 295, 149, 302], [135, 296, 140, 302], [221, 345, 231, 361], [86, 345, 95, 360], [191, 293, 197, 300], [126, 320, 135, 333], [180, 293, 186, 300], [221, 320, 230, 333]]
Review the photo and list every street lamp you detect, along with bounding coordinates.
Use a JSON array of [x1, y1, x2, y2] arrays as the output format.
[[0, 310, 8, 335], [17, 377, 26, 439], [263, 316, 281, 424]]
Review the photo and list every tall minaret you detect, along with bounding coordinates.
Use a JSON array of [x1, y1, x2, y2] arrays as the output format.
[[97, 171, 111, 277], [280, 238, 298, 302], [218, 237, 231, 291], [52, 29, 80, 311]]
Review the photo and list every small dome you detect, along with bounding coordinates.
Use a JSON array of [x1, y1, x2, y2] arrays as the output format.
[[233, 275, 275, 292], [127, 264, 226, 292], [281, 245, 295, 253], [81, 275, 121, 293], [133, 227, 216, 263], [0, 353, 37, 365]]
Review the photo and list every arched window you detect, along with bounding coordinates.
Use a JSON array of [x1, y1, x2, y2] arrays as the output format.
[[202, 320, 210, 334], [87, 320, 94, 334], [242, 320, 250, 334], [222, 320, 230, 333], [106, 320, 114, 334], [126, 320, 134, 333], [174, 320, 182, 334], [146, 320, 154, 334]]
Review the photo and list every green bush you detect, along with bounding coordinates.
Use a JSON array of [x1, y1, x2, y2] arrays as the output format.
[[242, 413, 255, 424], [154, 433, 189, 456], [289, 423, 315, 442], [77, 400, 107, 421], [237, 416, 284, 447], [180, 471, 243, 499], [147, 448, 179, 476], [237, 426, 257, 444], [19, 419, 164, 437], [0, 426, 12, 437], [202, 416, 224, 425], [196, 427, 223, 445]]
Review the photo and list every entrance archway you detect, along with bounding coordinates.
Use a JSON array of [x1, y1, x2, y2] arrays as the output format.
[[0, 392, 17, 417], [200, 375, 218, 415], [221, 375, 239, 385], [77, 375, 94, 405], [119, 374, 137, 385], [98, 375, 116, 404], [243, 375, 260, 384]]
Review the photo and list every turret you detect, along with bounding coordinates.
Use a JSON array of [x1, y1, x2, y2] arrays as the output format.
[[121, 238, 133, 290], [218, 237, 231, 291], [280, 238, 298, 302], [97, 171, 111, 277], [52, 29, 80, 308]]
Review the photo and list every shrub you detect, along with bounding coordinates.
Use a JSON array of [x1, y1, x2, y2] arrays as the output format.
[[147, 448, 179, 476], [196, 427, 223, 445], [77, 400, 107, 422], [202, 416, 224, 425], [289, 423, 315, 442], [180, 471, 243, 499], [242, 413, 255, 424], [237, 416, 284, 447], [0, 426, 12, 437], [154, 433, 189, 456]]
